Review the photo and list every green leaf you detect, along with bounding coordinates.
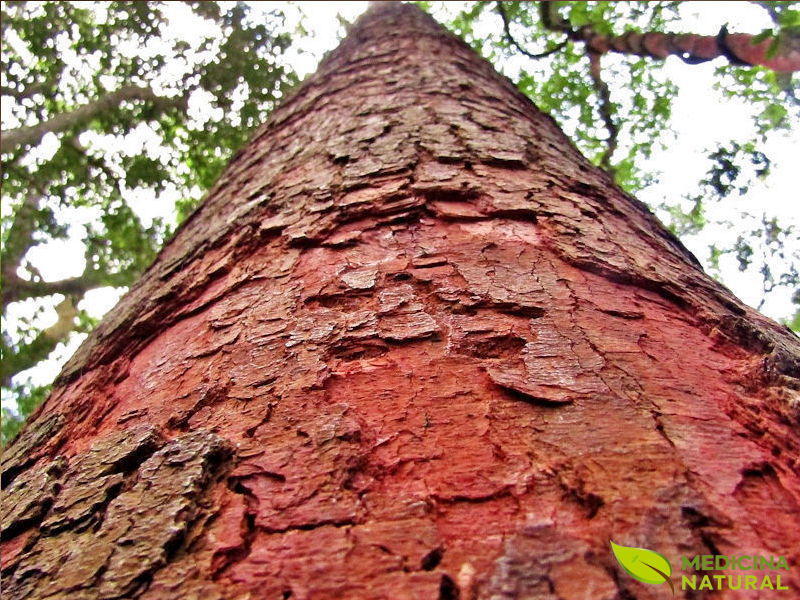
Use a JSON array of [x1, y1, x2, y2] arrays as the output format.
[[751, 29, 774, 44], [610, 541, 673, 593], [761, 103, 788, 129]]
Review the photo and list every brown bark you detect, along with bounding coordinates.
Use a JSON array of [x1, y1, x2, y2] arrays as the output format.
[[3, 4, 800, 599]]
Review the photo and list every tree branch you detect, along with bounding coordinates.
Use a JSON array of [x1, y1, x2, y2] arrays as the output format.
[[496, 2, 567, 60], [2, 269, 130, 311], [587, 51, 618, 174], [1, 80, 53, 101], [536, 3, 800, 72], [0, 139, 126, 310], [1, 190, 47, 310], [539, 1, 572, 34], [580, 27, 800, 71], [1, 297, 79, 387], [0, 85, 188, 154], [1, 190, 41, 280]]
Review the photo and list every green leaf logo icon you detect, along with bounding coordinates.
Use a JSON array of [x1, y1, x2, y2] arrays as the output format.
[[610, 541, 674, 597]]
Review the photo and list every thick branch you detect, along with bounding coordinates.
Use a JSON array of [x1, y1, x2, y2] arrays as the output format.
[[1, 81, 53, 101], [0, 85, 188, 154], [535, 1, 800, 72], [1, 297, 78, 387], [2, 270, 130, 311], [578, 27, 800, 72], [0, 141, 125, 311], [587, 51, 618, 173], [1, 191, 41, 282]]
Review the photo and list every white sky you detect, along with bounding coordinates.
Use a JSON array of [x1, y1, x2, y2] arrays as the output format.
[[2, 1, 798, 407]]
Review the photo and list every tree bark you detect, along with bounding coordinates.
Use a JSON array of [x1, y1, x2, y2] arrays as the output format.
[[2, 4, 799, 599], [578, 27, 800, 72], [533, 1, 800, 72]]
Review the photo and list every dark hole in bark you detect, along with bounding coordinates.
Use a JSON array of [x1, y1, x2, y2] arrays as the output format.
[[741, 462, 777, 479], [496, 303, 545, 319], [582, 492, 604, 519], [682, 506, 708, 526], [488, 208, 539, 224], [421, 546, 444, 571], [109, 440, 161, 476], [439, 574, 460, 600], [330, 340, 389, 361], [423, 187, 481, 205], [229, 479, 251, 496], [467, 334, 526, 359]]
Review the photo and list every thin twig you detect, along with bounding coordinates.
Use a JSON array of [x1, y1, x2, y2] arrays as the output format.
[[539, 0, 574, 34], [587, 50, 618, 173], [496, 1, 567, 60]]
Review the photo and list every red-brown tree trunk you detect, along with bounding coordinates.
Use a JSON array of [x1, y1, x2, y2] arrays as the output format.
[[3, 4, 799, 599]]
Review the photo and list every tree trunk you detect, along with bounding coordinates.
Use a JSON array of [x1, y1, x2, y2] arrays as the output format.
[[3, 4, 799, 599]]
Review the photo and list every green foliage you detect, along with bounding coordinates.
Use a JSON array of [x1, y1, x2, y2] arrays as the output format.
[[662, 139, 796, 319], [1, 381, 51, 445], [753, 2, 800, 59], [788, 289, 800, 331], [663, 197, 706, 238], [705, 143, 771, 197], [1, 0, 297, 444]]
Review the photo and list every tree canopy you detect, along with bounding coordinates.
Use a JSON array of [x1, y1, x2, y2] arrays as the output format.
[[2, 0, 798, 445]]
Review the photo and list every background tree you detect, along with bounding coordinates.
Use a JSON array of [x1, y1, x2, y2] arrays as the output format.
[[1, 0, 296, 441], [2, 1, 798, 444]]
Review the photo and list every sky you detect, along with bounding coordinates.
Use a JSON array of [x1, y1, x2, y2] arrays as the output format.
[[2, 1, 799, 408]]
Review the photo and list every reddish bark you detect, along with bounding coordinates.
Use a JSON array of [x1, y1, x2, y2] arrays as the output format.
[[580, 27, 800, 72], [3, 4, 800, 599], [509, 1, 800, 72]]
